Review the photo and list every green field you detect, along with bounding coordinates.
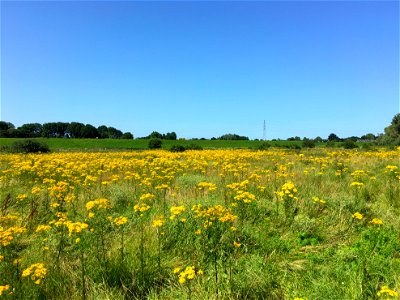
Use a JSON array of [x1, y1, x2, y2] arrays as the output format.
[[0, 138, 337, 151]]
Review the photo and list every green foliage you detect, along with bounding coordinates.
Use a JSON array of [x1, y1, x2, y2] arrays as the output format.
[[218, 133, 249, 140], [378, 113, 400, 145], [121, 132, 134, 139], [328, 133, 340, 142], [10, 139, 50, 153], [170, 145, 186, 152], [342, 139, 358, 149], [148, 138, 162, 149], [170, 144, 203, 152], [302, 138, 316, 148], [257, 142, 271, 150]]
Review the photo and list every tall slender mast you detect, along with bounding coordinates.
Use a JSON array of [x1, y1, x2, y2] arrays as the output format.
[[263, 120, 266, 141]]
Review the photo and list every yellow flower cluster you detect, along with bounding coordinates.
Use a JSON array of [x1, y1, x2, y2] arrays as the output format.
[[22, 262, 47, 284], [312, 197, 326, 204], [0, 285, 10, 296], [275, 182, 298, 201], [65, 221, 88, 236], [170, 205, 186, 215], [234, 191, 256, 203], [192, 204, 237, 226], [113, 216, 128, 226], [352, 212, 363, 220], [350, 170, 368, 179], [16, 193, 28, 201], [0, 226, 26, 246], [86, 198, 112, 211], [134, 203, 151, 213], [385, 165, 398, 172], [197, 182, 217, 192], [152, 216, 165, 228], [370, 218, 383, 225], [36, 225, 52, 233], [377, 285, 398, 297], [140, 193, 156, 202], [350, 182, 364, 189], [174, 266, 203, 284]]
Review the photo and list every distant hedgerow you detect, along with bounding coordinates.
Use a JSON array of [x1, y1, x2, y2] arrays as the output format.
[[10, 139, 50, 153]]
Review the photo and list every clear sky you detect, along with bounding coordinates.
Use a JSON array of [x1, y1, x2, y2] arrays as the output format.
[[1, 1, 399, 140]]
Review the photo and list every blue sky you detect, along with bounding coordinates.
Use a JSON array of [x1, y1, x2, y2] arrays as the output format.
[[1, 1, 399, 139]]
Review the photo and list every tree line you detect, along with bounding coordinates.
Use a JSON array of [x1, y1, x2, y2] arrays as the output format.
[[0, 121, 133, 139]]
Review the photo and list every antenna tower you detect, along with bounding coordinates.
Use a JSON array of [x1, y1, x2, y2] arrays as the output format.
[[263, 120, 266, 141]]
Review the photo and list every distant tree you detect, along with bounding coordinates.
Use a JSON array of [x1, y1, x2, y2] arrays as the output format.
[[314, 136, 323, 142], [383, 113, 400, 144], [18, 123, 43, 138], [218, 133, 249, 140], [0, 121, 15, 137], [149, 131, 163, 139], [148, 138, 162, 149], [376, 114, 400, 145], [346, 136, 359, 142], [164, 132, 177, 140], [81, 124, 99, 138], [107, 127, 123, 139], [67, 122, 85, 138], [42, 122, 68, 138], [361, 133, 376, 140], [121, 132, 134, 139], [287, 136, 301, 141], [328, 133, 340, 142], [0, 121, 15, 131], [97, 125, 110, 139]]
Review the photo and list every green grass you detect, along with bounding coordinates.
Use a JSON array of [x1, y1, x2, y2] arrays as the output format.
[[0, 149, 399, 299], [0, 138, 339, 151]]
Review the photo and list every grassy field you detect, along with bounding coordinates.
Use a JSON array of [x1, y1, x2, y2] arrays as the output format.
[[0, 148, 399, 299], [0, 137, 339, 151]]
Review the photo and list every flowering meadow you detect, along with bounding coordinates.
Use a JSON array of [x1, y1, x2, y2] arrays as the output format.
[[0, 148, 399, 299]]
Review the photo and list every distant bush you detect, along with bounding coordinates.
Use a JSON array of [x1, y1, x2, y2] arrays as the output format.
[[148, 138, 162, 149], [10, 139, 50, 153], [170, 145, 186, 152], [170, 144, 203, 152], [258, 142, 271, 150], [342, 139, 358, 149], [326, 141, 336, 148], [186, 144, 203, 150], [302, 139, 315, 148]]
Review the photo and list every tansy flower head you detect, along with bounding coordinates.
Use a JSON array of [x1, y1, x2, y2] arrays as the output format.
[[113, 216, 128, 226], [370, 218, 383, 225], [352, 212, 363, 220], [22, 263, 47, 285], [377, 285, 398, 297]]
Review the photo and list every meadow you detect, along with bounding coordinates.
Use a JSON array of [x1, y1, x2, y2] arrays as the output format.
[[0, 138, 310, 151], [0, 148, 399, 299]]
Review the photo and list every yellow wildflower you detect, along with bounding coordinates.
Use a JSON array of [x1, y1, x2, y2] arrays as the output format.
[[36, 225, 51, 233], [114, 216, 128, 226], [370, 218, 383, 225], [22, 263, 47, 284], [352, 212, 363, 220], [0, 285, 10, 296], [233, 241, 241, 248], [377, 285, 398, 297]]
